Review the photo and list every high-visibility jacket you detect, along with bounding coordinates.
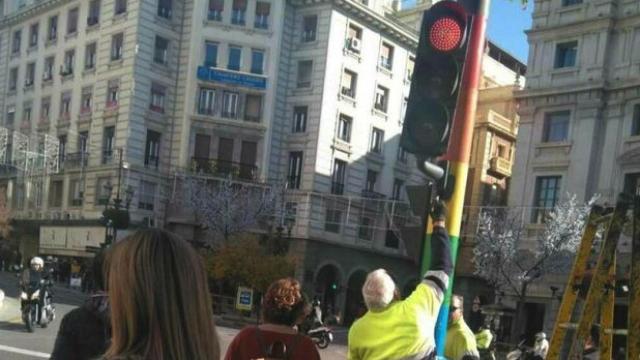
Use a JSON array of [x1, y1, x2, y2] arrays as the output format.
[[475, 329, 493, 350], [445, 317, 480, 360], [348, 227, 451, 360]]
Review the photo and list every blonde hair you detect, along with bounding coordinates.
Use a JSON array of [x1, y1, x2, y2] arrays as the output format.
[[362, 269, 396, 310], [105, 229, 219, 360]]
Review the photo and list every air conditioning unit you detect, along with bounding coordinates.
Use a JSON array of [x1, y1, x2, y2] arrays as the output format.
[[350, 38, 362, 52]]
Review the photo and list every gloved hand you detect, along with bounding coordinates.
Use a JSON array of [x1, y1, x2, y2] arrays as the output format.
[[430, 199, 447, 222]]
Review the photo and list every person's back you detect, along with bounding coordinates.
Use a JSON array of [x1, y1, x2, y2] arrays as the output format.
[[348, 282, 442, 360], [51, 251, 110, 360], [445, 295, 480, 360]]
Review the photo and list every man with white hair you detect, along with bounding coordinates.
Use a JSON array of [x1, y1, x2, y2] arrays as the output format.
[[348, 200, 452, 360]]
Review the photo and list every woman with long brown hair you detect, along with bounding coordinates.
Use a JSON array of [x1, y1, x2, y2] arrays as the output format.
[[104, 229, 220, 360]]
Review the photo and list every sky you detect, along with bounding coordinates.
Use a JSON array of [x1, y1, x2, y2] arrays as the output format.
[[401, 0, 533, 63]]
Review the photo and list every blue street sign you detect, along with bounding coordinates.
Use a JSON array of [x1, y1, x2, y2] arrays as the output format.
[[197, 66, 267, 89]]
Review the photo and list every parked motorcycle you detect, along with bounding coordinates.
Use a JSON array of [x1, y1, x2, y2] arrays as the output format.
[[20, 279, 55, 332], [307, 325, 333, 349]]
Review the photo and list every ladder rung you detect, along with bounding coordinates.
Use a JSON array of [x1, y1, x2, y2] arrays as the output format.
[[558, 323, 626, 335], [559, 323, 578, 329]]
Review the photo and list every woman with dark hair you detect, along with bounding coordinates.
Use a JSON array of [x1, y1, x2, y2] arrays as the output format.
[[225, 278, 320, 360], [51, 250, 111, 360], [104, 229, 220, 360]]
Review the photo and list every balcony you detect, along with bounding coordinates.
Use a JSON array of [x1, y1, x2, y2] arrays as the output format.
[[64, 152, 89, 169], [191, 157, 258, 181], [489, 156, 512, 178], [361, 190, 386, 211]]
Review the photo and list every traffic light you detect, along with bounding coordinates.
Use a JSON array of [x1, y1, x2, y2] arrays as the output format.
[[401, 1, 470, 159]]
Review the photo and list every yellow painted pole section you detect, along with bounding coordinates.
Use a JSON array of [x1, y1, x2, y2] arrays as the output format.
[[444, 162, 468, 239], [600, 256, 615, 360]]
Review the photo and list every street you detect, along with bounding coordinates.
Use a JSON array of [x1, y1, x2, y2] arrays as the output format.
[[0, 272, 347, 359]]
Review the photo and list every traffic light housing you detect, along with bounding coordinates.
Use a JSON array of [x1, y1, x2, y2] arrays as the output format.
[[401, 1, 470, 159]]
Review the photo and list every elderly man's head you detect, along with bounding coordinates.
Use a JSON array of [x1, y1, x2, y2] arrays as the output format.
[[362, 269, 399, 311]]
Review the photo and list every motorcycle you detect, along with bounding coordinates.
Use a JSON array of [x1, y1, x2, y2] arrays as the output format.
[[307, 325, 333, 349], [20, 279, 55, 332]]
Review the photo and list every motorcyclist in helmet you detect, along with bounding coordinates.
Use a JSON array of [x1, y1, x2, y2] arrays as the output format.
[[20, 257, 54, 322]]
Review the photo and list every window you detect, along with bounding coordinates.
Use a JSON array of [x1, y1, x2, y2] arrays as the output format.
[[337, 114, 352, 142], [392, 179, 404, 200], [48, 16, 57, 41], [324, 209, 342, 233], [115, 0, 127, 15], [375, 86, 389, 112], [228, 46, 241, 71], [331, 159, 346, 195], [543, 111, 570, 142], [96, 177, 112, 205], [67, 8, 79, 34], [25, 63, 34, 87], [158, 0, 172, 19], [244, 94, 262, 122], [85, 42, 97, 69], [8, 68, 17, 91], [107, 81, 119, 107], [401, 97, 408, 121], [302, 15, 317, 42], [406, 56, 415, 81], [58, 135, 67, 164], [23, 104, 32, 123], [632, 105, 640, 136], [288, 151, 303, 189], [365, 170, 378, 192], [495, 144, 508, 159], [297, 60, 312, 88], [60, 92, 71, 117], [562, 0, 582, 5], [370, 128, 384, 153], [150, 84, 166, 113], [78, 131, 88, 153], [380, 43, 394, 70], [198, 88, 215, 115], [532, 176, 561, 223], [554, 41, 577, 68], [397, 146, 408, 163], [251, 49, 264, 74], [88, 0, 100, 25], [63, 50, 75, 75], [111, 33, 124, 61], [69, 179, 83, 207], [340, 69, 357, 97], [145, 130, 161, 168], [385, 227, 399, 248], [138, 181, 156, 210], [29, 23, 38, 47], [347, 24, 363, 53], [208, 0, 224, 21], [6, 107, 15, 128], [204, 41, 218, 67], [49, 180, 64, 208], [222, 91, 239, 118], [255, 2, 270, 29], [103, 126, 115, 164], [13, 183, 25, 209], [12, 30, 21, 54], [81, 89, 92, 113], [231, 0, 246, 25], [154, 36, 169, 64], [292, 106, 307, 133], [358, 216, 373, 240], [32, 181, 44, 208], [40, 98, 51, 121], [44, 56, 54, 80]]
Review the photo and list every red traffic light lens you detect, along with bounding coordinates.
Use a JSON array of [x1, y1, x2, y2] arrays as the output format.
[[428, 17, 462, 52]]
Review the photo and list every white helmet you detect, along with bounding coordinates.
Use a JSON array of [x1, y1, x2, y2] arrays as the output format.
[[535, 332, 546, 340], [30, 257, 44, 268]]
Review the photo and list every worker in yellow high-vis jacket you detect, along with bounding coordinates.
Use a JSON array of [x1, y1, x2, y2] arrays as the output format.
[[348, 201, 452, 360], [445, 294, 480, 360]]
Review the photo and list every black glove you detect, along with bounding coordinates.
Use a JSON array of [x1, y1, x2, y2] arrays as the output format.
[[430, 200, 447, 222]]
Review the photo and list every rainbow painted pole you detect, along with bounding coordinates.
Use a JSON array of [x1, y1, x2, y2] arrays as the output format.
[[419, 0, 490, 355]]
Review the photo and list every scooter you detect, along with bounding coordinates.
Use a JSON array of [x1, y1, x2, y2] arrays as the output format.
[[20, 279, 55, 332], [307, 325, 333, 349]]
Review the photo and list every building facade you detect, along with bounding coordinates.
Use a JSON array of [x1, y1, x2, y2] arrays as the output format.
[[509, 0, 636, 343]]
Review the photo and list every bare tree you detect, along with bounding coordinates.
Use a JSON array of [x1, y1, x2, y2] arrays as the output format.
[[473, 194, 596, 335], [186, 176, 278, 242]]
